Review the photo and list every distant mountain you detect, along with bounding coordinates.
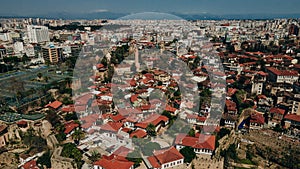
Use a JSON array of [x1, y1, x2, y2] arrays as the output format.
[[1, 11, 300, 20], [173, 12, 300, 20]]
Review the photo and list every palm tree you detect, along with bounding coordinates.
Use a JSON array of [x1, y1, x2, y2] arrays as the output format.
[[72, 129, 85, 143], [89, 150, 101, 162], [146, 123, 157, 136]]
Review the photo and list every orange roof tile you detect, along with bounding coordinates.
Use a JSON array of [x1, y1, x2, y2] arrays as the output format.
[[153, 147, 184, 164], [46, 100, 62, 109], [285, 114, 300, 123], [270, 107, 285, 115], [94, 158, 134, 169], [147, 156, 161, 168], [130, 129, 147, 138], [175, 133, 216, 150], [135, 114, 168, 129], [100, 122, 123, 132], [22, 160, 39, 169], [64, 121, 80, 134]]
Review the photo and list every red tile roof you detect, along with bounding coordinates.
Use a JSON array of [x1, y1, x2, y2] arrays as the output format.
[[130, 94, 139, 103], [130, 129, 147, 138], [270, 107, 285, 115], [226, 99, 237, 111], [257, 94, 267, 99], [175, 134, 216, 150], [102, 114, 125, 122], [61, 105, 75, 112], [45, 100, 62, 109], [94, 158, 134, 169], [100, 122, 123, 132], [266, 67, 298, 76], [17, 120, 27, 126], [22, 160, 39, 169], [250, 113, 265, 124], [227, 88, 237, 97], [284, 114, 300, 123], [64, 121, 80, 134], [135, 114, 168, 129], [129, 79, 137, 86], [81, 122, 93, 129], [165, 105, 177, 113], [147, 156, 161, 168], [96, 63, 105, 69], [153, 147, 184, 164], [113, 146, 132, 157], [257, 71, 268, 76], [148, 147, 183, 168]]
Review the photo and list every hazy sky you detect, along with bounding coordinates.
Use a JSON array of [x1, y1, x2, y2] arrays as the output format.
[[1, 0, 299, 16]]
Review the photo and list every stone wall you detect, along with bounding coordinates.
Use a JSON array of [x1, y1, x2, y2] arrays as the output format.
[[51, 146, 77, 169]]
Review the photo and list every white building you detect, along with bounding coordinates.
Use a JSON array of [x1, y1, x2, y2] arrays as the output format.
[[13, 41, 24, 54], [27, 25, 50, 43]]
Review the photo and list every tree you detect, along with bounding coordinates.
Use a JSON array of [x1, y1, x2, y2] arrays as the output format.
[[101, 56, 108, 67], [22, 53, 30, 64], [61, 143, 83, 168], [217, 128, 231, 140], [162, 111, 173, 120], [146, 123, 157, 136], [72, 129, 85, 144], [37, 72, 43, 79], [180, 146, 196, 163], [188, 128, 196, 137], [56, 132, 66, 142], [89, 150, 101, 162], [46, 109, 60, 127], [37, 151, 51, 168], [65, 112, 78, 121], [62, 96, 73, 105]]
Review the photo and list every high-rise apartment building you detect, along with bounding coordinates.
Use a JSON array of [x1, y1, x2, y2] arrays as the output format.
[[42, 44, 63, 63], [27, 25, 50, 43]]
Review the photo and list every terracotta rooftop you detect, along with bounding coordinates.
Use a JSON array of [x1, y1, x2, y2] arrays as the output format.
[[22, 160, 39, 169], [45, 100, 62, 109], [266, 67, 298, 76], [175, 133, 216, 150], [135, 114, 168, 129], [100, 122, 123, 132], [285, 114, 300, 123], [130, 129, 147, 138], [64, 121, 80, 134], [270, 107, 285, 115], [94, 157, 134, 169], [148, 147, 183, 168]]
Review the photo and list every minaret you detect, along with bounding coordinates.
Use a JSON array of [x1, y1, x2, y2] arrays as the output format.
[[134, 44, 140, 71]]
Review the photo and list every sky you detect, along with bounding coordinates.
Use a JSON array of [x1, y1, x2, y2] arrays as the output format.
[[0, 0, 300, 16]]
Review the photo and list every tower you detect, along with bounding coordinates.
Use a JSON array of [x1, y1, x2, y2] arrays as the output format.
[[134, 44, 140, 71]]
